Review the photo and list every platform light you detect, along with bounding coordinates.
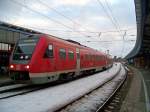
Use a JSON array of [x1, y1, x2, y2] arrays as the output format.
[[10, 65, 14, 69]]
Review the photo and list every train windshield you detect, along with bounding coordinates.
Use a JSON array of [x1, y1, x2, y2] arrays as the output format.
[[13, 36, 39, 60]]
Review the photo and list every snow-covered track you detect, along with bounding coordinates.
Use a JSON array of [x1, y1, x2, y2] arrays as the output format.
[[0, 80, 68, 100], [95, 66, 127, 112], [0, 63, 122, 112], [0, 85, 43, 99], [57, 64, 126, 112]]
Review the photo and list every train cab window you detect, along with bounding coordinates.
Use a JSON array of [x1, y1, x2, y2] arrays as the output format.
[[44, 44, 53, 58], [59, 48, 66, 59], [68, 50, 74, 60]]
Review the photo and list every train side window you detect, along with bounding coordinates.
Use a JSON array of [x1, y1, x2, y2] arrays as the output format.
[[89, 55, 91, 60], [94, 55, 97, 60], [98, 56, 101, 61], [44, 44, 53, 58], [86, 54, 88, 60], [88, 55, 90, 60], [68, 50, 74, 60], [59, 48, 66, 59], [92, 55, 93, 60], [84, 55, 86, 60], [96, 55, 99, 61]]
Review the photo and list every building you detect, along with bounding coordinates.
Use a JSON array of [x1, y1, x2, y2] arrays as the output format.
[[0, 21, 40, 74]]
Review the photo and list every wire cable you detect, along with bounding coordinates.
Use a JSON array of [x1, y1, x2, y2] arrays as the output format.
[[96, 0, 122, 37], [38, 0, 92, 34], [10, 0, 90, 38]]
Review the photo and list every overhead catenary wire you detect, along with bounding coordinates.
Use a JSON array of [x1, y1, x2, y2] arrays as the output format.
[[5, 10, 136, 44], [12, 0, 129, 40], [96, 0, 123, 37], [96, 0, 134, 57], [10, 0, 92, 38], [6, 14, 135, 39], [18, 24, 136, 39], [8, 0, 136, 48], [12, 22, 135, 43], [78, 39, 135, 43], [21, 25, 136, 34], [26, 26, 136, 39], [16, 23, 134, 40], [37, 0, 92, 34], [104, 0, 127, 57], [104, 0, 122, 34]]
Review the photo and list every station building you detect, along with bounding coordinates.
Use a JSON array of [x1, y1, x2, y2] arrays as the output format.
[[0, 21, 40, 74]]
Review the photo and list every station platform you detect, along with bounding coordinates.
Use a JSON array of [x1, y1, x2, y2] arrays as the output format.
[[120, 66, 150, 112]]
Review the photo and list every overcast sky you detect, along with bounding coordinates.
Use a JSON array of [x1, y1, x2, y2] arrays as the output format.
[[0, 0, 137, 57]]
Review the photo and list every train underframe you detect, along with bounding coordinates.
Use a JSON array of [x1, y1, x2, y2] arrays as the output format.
[[9, 64, 112, 84]]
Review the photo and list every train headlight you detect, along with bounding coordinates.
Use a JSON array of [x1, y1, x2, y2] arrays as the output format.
[[10, 65, 14, 69], [25, 65, 30, 69]]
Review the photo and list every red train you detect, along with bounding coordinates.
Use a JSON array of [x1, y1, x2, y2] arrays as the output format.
[[9, 34, 113, 84]]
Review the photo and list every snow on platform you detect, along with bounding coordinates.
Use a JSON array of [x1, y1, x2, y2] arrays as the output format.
[[0, 63, 121, 112]]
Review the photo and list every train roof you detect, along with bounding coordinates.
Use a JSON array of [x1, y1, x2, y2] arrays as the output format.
[[46, 34, 99, 52], [25, 34, 106, 55]]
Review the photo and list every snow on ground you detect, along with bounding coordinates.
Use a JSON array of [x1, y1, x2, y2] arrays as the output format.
[[0, 63, 121, 112], [60, 65, 126, 112]]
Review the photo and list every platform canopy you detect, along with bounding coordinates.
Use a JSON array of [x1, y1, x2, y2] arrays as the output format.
[[126, 0, 150, 59], [0, 21, 41, 44]]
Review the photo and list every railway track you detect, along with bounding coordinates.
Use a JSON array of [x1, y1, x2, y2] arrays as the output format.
[[0, 80, 15, 87], [98, 66, 133, 112], [0, 63, 123, 112], [0, 78, 75, 100], [95, 68, 127, 112], [0, 66, 117, 100], [0, 84, 43, 99], [57, 65, 127, 112], [0, 83, 30, 93]]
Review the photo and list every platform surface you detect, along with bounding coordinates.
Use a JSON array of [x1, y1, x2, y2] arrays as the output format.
[[120, 66, 149, 112]]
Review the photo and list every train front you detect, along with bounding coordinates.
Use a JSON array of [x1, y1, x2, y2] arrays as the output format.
[[9, 35, 39, 82]]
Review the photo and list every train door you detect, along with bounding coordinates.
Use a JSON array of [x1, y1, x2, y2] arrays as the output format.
[[45, 44, 55, 72], [55, 46, 67, 71], [75, 48, 80, 75]]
